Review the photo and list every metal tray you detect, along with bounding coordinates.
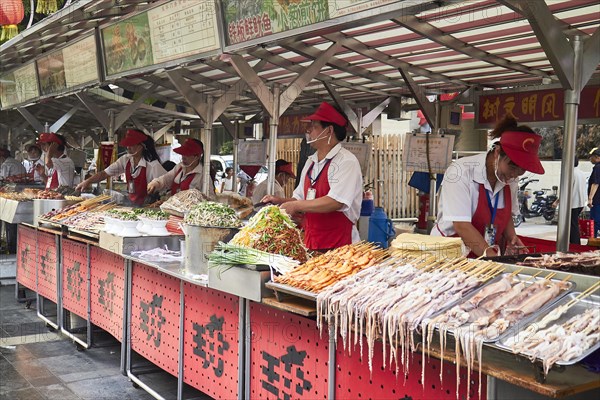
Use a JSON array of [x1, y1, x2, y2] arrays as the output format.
[[496, 293, 600, 366], [265, 281, 317, 302], [68, 227, 100, 240], [434, 273, 575, 343], [423, 272, 507, 326]]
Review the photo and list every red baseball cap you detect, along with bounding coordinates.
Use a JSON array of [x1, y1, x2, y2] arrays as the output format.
[[174, 138, 203, 157], [120, 129, 147, 146], [275, 160, 296, 179], [500, 131, 544, 174], [37, 132, 62, 145], [302, 102, 347, 127]]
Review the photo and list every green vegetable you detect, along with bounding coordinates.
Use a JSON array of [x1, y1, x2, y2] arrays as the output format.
[[208, 242, 299, 275], [184, 201, 241, 228]]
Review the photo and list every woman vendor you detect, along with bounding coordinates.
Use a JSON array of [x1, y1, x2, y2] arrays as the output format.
[[431, 116, 545, 257], [76, 129, 166, 205], [36, 133, 75, 189], [147, 138, 206, 195], [261, 101, 363, 251]]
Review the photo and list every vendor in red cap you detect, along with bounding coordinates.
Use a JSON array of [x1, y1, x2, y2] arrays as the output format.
[[36, 133, 75, 189], [76, 129, 166, 205], [432, 116, 545, 257], [147, 138, 207, 196], [261, 101, 363, 251], [251, 159, 296, 207]]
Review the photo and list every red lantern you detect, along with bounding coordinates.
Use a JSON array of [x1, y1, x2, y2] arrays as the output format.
[[0, 0, 25, 41]]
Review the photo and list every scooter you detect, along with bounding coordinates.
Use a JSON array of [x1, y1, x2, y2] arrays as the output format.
[[517, 178, 539, 220]]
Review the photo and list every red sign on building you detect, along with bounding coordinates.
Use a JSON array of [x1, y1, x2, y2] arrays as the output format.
[[476, 85, 600, 127]]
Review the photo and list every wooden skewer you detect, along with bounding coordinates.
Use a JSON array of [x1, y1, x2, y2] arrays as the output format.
[[560, 274, 572, 283], [509, 267, 525, 277], [544, 272, 557, 281], [566, 281, 600, 308], [524, 270, 543, 282]]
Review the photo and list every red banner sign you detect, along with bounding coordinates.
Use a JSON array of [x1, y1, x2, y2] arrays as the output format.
[[477, 85, 600, 126], [99, 143, 114, 170]]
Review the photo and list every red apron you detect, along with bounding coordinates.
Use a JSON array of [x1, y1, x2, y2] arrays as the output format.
[[462, 184, 512, 257], [46, 155, 68, 189], [46, 170, 59, 189], [170, 167, 197, 195], [125, 160, 148, 206], [303, 159, 353, 251]]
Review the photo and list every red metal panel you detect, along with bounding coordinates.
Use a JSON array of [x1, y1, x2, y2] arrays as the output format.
[[182, 283, 239, 399], [130, 262, 180, 377], [36, 231, 58, 302], [61, 238, 88, 319], [16, 225, 37, 291], [90, 246, 125, 341], [335, 339, 486, 400], [249, 302, 329, 400]]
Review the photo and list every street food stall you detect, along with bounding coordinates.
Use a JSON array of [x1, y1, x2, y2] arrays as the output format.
[[2, 1, 599, 400]]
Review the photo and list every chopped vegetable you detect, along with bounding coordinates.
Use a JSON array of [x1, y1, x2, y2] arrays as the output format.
[[184, 201, 241, 228], [230, 205, 308, 263]]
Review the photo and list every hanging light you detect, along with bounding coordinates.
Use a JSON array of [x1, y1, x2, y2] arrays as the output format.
[[36, 0, 58, 15], [0, 0, 25, 41]]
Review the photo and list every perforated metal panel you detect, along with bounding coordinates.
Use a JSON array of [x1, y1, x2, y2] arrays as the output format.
[[16, 225, 37, 291], [61, 238, 88, 319], [130, 262, 181, 377], [36, 231, 58, 302], [249, 302, 328, 400], [90, 246, 125, 341], [183, 283, 239, 399], [334, 338, 486, 400]]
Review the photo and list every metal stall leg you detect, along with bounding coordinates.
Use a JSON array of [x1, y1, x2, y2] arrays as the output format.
[[244, 299, 251, 400], [124, 258, 131, 376], [238, 297, 245, 400]]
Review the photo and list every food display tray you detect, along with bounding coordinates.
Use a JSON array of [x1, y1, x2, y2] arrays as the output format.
[[432, 273, 575, 343], [265, 281, 317, 302], [68, 227, 100, 240], [496, 293, 600, 366]]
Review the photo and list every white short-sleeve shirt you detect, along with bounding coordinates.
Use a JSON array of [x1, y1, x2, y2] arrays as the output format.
[[293, 143, 363, 242], [149, 162, 204, 192], [47, 155, 75, 187], [432, 152, 519, 237], [105, 154, 166, 183]]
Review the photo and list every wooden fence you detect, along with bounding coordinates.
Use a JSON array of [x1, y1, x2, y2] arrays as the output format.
[[276, 135, 419, 219]]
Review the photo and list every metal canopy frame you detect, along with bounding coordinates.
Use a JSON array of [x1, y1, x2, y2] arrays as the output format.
[[0, 0, 596, 139]]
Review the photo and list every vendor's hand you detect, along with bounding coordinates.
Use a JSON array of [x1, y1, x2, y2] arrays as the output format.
[[588, 200, 594, 209], [260, 195, 279, 205], [75, 180, 89, 192], [504, 235, 525, 255], [281, 200, 301, 216], [147, 181, 160, 194]]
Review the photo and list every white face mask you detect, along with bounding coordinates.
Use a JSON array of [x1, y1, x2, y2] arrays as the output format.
[[494, 153, 518, 185], [182, 156, 198, 168], [306, 127, 331, 144]]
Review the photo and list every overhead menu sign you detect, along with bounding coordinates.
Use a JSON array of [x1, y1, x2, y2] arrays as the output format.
[[223, 0, 329, 45], [329, 0, 401, 17], [403, 134, 454, 174], [148, 0, 219, 64], [0, 63, 39, 109], [103, 0, 220, 77], [341, 142, 372, 177], [63, 36, 99, 88], [37, 35, 99, 96]]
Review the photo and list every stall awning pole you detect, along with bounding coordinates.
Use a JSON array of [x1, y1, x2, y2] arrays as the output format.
[[267, 85, 281, 196], [203, 96, 214, 197], [557, 36, 584, 252]]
